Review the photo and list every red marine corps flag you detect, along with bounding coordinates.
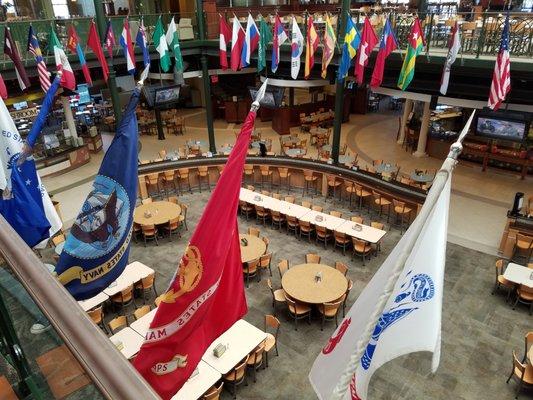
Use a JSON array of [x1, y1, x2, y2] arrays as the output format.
[[134, 80, 270, 400]]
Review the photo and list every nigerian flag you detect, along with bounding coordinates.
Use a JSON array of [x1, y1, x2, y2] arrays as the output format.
[[154, 16, 171, 72], [166, 17, 184, 72], [258, 16, 272, 72], [397, 17, 425, 90]]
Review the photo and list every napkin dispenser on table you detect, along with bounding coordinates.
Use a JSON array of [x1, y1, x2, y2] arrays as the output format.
[[213, 343, 227, 358]]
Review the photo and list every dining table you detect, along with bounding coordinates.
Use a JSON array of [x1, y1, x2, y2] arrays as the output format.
[[239, 234, 267, 263], [133, 201, 182, 226], [410, 171, 435, 184], [375, 163, 399, 175], [503, 263, 533, 287], [171, 361, 222, 400], [103, 261, 155, 297], [109, 327, 144, 360]]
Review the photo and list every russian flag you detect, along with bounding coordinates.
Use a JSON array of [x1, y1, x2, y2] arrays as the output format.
[[120, 18, 135, 75], [272, 14, 287, 73], [240, 14, 260, 68]]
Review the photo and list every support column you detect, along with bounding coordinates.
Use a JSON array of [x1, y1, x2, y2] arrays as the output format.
[[331, 0, 351, 164], [61, 96, 79, 144], [93, 0, 122, 123], [289, 88, 295, 107], [397, 98, 413, 145], [414, 100, 430, 158]]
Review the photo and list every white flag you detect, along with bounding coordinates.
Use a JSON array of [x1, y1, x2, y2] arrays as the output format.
[[309, 176, 450, 400], [440, 22, 461, 95], [291, 18, 304, 80], [0, 98, 62, 248]]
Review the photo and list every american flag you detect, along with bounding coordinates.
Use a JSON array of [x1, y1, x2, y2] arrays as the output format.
[[488, 13, 511, 110], [27, 26, 51, 92]]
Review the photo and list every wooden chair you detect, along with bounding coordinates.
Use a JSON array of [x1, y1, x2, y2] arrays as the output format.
[[506, 350, 533, 398], [133, 305, 151, 320], [493, 259, 514, 299], [88, 305, 107, 333], [111, 284, 135, 315], [512, 234, 533, 263], [392, 199, 412, 232], [267, 279, 286, 315], [248, 227, 260, 237], [161, 170, 177, 197], [264, 314, 280, 367], [277, 167, 291, 193], [177, 168, 192, 193], [522, 332, 533, 363], [243, 258, 260, 287], [277, 259, 289, 278], [168, 196, 179, 204], [342, 279, 353, 317], [303, 170, 318, 197], [345, 182, 357, 206], [335, 261, 348, 276], [351, 216, 364, 224], [134, 273, 158, 304], [372, 191, 392, 222], [370, 221, 385, 254], [259, 165, 273, 190], [239, 200, 255, 220], [145, 173, 161, 198], [141, 198, 153, 205], [298, 220, 314, 242], [259, 252, 272, 276], [311, 205, 323, 213], [354, 184, 372, 211], [162, 217, 181, 241], [330, 210, 342, 218], [318, 296, 345, 330], [302, 200, 312, 208], [316, 225, 332, 248], [285, 295, 312, 331], [178, 203, 189, 231], [255, 205, 270, 225], [513, 284, 533, 315], [272, 193, 281, 200], [271, 210, 286, 230], [306, 253, 321, 264], [334, 230, 350, 255], [243, 165, 255, 185], [202, 382, 224, 400], [326, 175, 342, 203], [223, 355, 249, 399], [261, 236, 270, 252], [108, 315, 128, 334], [352, 238, 372, 265], [197, 166, 210, 192], [246, 342, 265, 382], [284, 195, 295, 204], [141, 224, 158, 246]]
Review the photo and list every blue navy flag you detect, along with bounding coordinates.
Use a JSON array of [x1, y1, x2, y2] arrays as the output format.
[[56, 89, 140, 300]]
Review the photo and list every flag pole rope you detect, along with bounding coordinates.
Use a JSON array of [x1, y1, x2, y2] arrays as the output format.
[[329, 111, 475, 400]]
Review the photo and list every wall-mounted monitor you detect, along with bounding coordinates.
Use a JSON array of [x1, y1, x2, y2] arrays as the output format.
[[475, 112, 529, 143], [13, 101, 28, 110], [154, 86, 181, 106], [248, 86, 285, 109]]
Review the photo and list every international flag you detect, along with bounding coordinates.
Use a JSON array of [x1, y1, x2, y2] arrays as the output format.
[[370, 18, 398, 88], [337, 15, 360, 81], [87, 20, 109, 83], [309, 112, 477, 400], [488, 12, 511, 111], [154, 17, 171, 73], [397, 17, 425, 91], [136, 18, 151, 77], [55, 89, 141, 300], [240, 14, 260, 68], [67, 25, 92, 86], [49, 27, 76, 90], [219, 15, 232, 70], [4, 27, 30, 91], [104, 20, 116, 58], [271, 14, 288, 73], [321, 14, 336, 79], [166, 17, 184, 72], [439, 21, 460, 95], [27, 25, 51, 92], [291, 17, 304, 80], [0, 73, 7, 99], [257, 16, 272, 72], [230, 16, 245, 71], [120, 18, 136, 75], [354, 17, 379, 84], [0, 87, 62, 248], [304, 15, 319, 79], [133, 82, 271, 400]]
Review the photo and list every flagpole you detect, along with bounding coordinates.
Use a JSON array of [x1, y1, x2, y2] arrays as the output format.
[[329, 111, 476, 400]]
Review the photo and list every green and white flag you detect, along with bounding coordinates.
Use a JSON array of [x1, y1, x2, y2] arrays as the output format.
[[154, 16, 171, 72], [257, 16, 272, 72], [166, 17, 184, 72]]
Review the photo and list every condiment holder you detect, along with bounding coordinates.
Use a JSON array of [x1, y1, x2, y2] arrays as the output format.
[[315, 215, 324, 222], [213, 343, 227, 358], [352, 224, 363, 231], [144, 211, 152, 218], [253, 195, 262, 202]]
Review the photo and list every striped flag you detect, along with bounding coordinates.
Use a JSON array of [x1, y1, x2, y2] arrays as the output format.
[[488, 13, 511, 111], [240, 14, 260, 68], [104, 20, 116, 58], [4, 27, 30, 91], [271, 14, 288, 73], [27, 26, 51, 92], [120, 18, 136, 75], [67, 25, 92, 86], [321, 14, 336, 79], [230, 16, 245, 71], [304, 15, 319, 79], [219, 15, 231, 70], [440, 21, 460, 95], [49, 27, 76, 90], [135, 18, 151, 77]]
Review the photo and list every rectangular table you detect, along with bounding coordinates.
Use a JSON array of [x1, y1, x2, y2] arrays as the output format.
[[299, 210, 346, 231], [103, 262, 154, 297], [171, 361, 221, 400], [202, 319, 267, 375], [77, 292, 109, 312], [109, 327, 144, 359], [130, 308, 158, 338], [336, 220, 387, 244], [503, 263, 533, 287]]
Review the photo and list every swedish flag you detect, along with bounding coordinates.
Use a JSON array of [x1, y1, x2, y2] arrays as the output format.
[[338, 16, 360, 81]]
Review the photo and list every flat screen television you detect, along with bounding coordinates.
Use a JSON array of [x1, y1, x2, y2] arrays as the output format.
[[13, 101, 28, 110], [475, 114, 529, 142], [248, 86, 285, 109], [154, 86, 181, 106]]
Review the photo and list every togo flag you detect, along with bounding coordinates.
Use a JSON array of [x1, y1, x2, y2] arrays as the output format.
[[55, 89, 140, 300]]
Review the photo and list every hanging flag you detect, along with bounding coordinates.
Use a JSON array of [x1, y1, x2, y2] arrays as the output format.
[[87, 20, 109, 83], [337, 15, 360, 81], [370, 18, 398, 88], [291, 17, 304, 79], [271, 14, 288, 73], [439, 21, 460, 96], [120, 18, 136, 75], [488, 12, 511, 111], [219, 15, 232, 70], [257, 16, 272, 72], [136, 18, 151, 77], [27, 25, 51, 92], [0, 73, 7, 99], [240, 14, 260, 68], [4, 26, 30, 91], [49, 27, 76, 90], [321, 14, 336, 79], [0, 92, 62, 248], [154, 16, 171, 73], [67, 25, 92, 86], [304, 15, 319, 79], [166, 17, 184, 72], [354, 17, 379, 84], [104, 20, 116, 58], [133, 81, 270, 400], [230, 16, 245, 71], [55, 89, 140, 300], [397, 17, 425, 91]]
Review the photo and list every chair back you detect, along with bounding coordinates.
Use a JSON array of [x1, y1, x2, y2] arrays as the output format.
[[198, 166, 208, 175], [142, 224, 157, 236], [108, 316, 128, 333], [517, 234, 533, 248], [306, 253, 321, 264], [351, 216, 364, 224], [312, 205, 323, 212], [146, 173, 159, 185], [278, 260, 289, 276], [322, 298, 344, 315], [142, 198, 153, 205], [371, 221, 385, 230], [244, 165, 254, 175], [278, 167, 289, 177], [393, 199, 406, 212], [248, 227, 260, 237], [285, 295, 297, 313], [202, 382, 224, 400], [512, 350, 525, 380], [139, 273, 155, 290], [163, 171, 174, 181], [335, 261, 348, 276], [316, 225, 328, 237], [334, 230, 347, 243], [88, 306, 104, 325], [167, 217, 180, 230], [168, 196, 179, 204], [302, 201, 312, 208], [519, 284, 533, 295], [273, 193, 281, 200], [495, 259, 504, 277], [249, 342, 265, 366], [299, 220, 311, 232], [134, 305, 151, 320], [353, 238, 369, 251], [229, 355, 249, 381], [285, 196, 295, 203], [260, 253, 272, 267], [330, 211, 342, 218], [245, 259, 259, 274], [265, 314, 281, 332], [178, 168, 189, 178], [119, 284, 134, 303]]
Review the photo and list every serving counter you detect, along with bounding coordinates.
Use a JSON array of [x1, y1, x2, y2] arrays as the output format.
[[499, 213, 533, 258]]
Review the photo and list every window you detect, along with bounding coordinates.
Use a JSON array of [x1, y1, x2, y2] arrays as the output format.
[[52, 0, 69, 18]]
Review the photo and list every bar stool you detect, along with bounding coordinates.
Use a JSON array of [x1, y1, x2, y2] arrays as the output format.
[[244, 165, 255, 185], [344, 181, 357, 207], [177, 168, 192, 194], [277, 167, 291, 193], [303, 170, 318, 198], [326, 175, 342, 203], [161, 170, 177, 197], [353, 183, 371, 212], [145, 173, 162, 199], [372, 191, 392, 222], [197, 166, 210, 192], [392, 199, 412, 233], [259, 165, 273, 190], [512, 234, 533, 264]]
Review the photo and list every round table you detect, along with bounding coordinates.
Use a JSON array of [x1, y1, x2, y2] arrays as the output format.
[[285, 148, 304, 157], [410, 172, 434, 184], [219, 146, 233, 155], [134, 201, 182, 225], [339, 155, 355, 165], [375, 163, 398, 175], [282, 263, 348, 304], [239, 234, 266, 263]]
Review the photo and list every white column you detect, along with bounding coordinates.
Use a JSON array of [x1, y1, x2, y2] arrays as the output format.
[[61, 96, 79, 145], [397, 98, 413, 145], [413, 100, 431, 158]]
